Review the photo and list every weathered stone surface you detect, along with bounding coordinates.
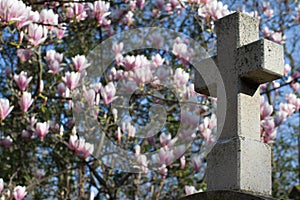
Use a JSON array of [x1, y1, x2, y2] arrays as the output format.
[[194, 12, 284, 196], [179, 191, 277, 200], [237, 39, 283, 84], [206, 136, 272, 195]]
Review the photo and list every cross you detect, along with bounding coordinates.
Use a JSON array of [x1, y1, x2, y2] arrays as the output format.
[[195, 12, 284, 196]]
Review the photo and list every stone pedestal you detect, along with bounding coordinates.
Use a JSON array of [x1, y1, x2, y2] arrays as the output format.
[[206, 137, 272, 195], [179, 191, 276, 200]]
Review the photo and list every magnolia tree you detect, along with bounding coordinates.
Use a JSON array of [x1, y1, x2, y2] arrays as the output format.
[[0, 0, 299, 199]]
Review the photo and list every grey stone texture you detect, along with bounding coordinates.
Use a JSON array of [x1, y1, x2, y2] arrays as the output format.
[[194, 12, 284, 197]]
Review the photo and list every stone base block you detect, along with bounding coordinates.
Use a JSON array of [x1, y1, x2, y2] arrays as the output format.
[[206, 137, 271, 196]]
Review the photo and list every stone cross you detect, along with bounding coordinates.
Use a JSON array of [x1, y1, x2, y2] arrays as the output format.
[[195, 12, 284, 196]]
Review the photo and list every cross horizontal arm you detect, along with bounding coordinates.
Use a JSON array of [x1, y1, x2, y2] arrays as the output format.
[[237, 39, 284, 85]]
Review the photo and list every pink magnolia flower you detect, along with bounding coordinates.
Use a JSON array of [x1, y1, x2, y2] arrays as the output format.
[[13, 185, 27, 200], [72, 55, 90, 71], [54, 27, 66, 39], [264, 8, 274, 18], [152, 54, 164, 67], [284, 64, 291, 76], [286, 94, 300, 111], [160, 132, 171, 146], [260, 101, 273, 119], [100, 82, 117, 104], [112, 42, 123, 55], [130, 0, 136, 10], [13, 71, 32, 91], [279, 103, 295, 116], [83, 87, 96, 105], [35, 122, 49, 139], [74, 138, 85, 154], [291, 82, 300, 92], [132, 66, 153, 85], [17, 49, 32, 63], [123, 11, 134, 26], [46, 50, 63, 63], [0, 98, 14, 121], [0, 178, 3, 194], [20, 92, 33, 113], [57, 83, 70, 97], [274, 110, 288, 126], [66, 3, 88, 21], [198, 114, 216, 143], [116, 127, 122, 143], [191, 154, 202, 172], [48, 60, 61, 74], [45, 50, 63, 74], [93, 0, 111, 25], [261, 118, 276, 143], [185, 186, 200, 196], [158, 147, 174, 165], [0, 0, 31, 26], [28, 10, 40, 23], [40, 9, 58, 28], [27, 23, 48, 46], [180, 156, 186, 170], [136, 0, 146, 9], [159, 164, 168, 178], [68, 135, 78, 150], [122, 55, 140, 70], [172, 42, 188, 59], [62, 71, 81, 90], [82, 142, 94, 158], [122, 122, 136, 138], [136, 154, 148, 173], [270, 32, 285, 44], [165, 3, 172, 13], [184, 84, 196, 99], [198, 0, 230, 21], [173, 68, 189, 89]]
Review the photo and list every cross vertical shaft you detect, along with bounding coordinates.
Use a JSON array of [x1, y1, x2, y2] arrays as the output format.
[[195, 12, 284, 196]]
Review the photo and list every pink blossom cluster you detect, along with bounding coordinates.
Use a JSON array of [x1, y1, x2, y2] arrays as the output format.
[[157, 133, 199, 172], [0, 0, 31, 28], [134, 145, 149, 173], [0, 0, 66, 45], [45, 50, 64, 74], [198, 114, 216, 143], [184, 185, 202, 196], [262, 2, 274, 18], [198, 0, 230, 21], [260, 94, 299, 143], [260, 96, 276, 143], [66, 3, 88, 21], [69, 135, 94, 159], [172, 37, 194, 66], [65, 1, 111, 25], [0, 179, 27, 200], [262, 27, 285, 44]]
